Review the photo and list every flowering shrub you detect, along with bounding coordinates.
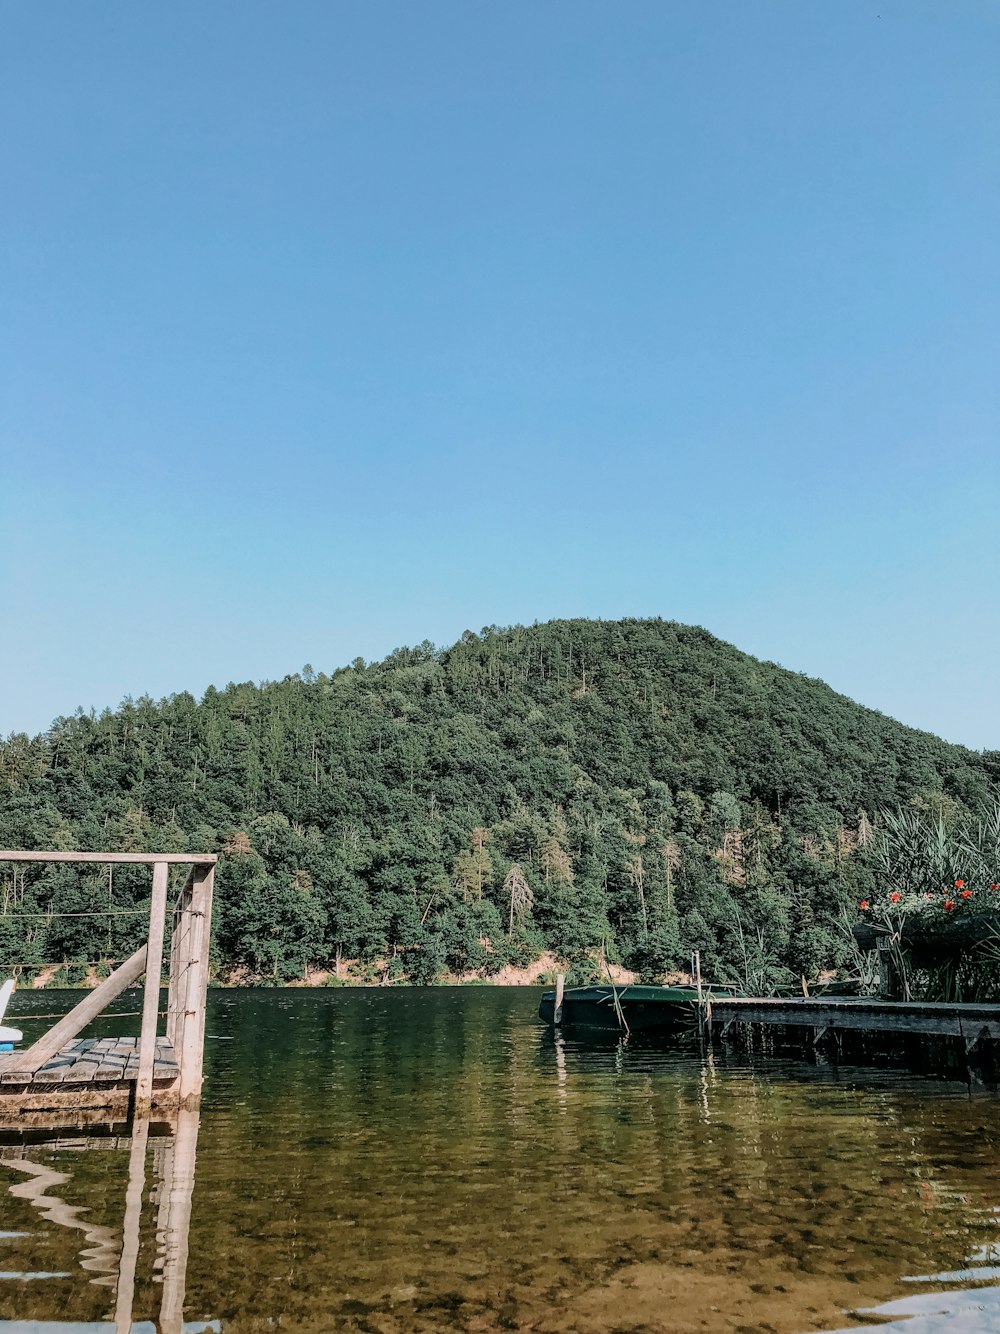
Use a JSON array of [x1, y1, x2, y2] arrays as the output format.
[[858, 878, 1000, 921], [857, 879, 1000, 1000]]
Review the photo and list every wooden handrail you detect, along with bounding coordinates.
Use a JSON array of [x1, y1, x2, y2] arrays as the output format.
[[0, 852, 216, 865]]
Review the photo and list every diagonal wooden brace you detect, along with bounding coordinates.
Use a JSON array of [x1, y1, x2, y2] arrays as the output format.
[[5, 945, 148, 1074]]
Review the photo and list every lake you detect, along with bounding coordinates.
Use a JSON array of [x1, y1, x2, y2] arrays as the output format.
[[1, 988, 999, 1334]]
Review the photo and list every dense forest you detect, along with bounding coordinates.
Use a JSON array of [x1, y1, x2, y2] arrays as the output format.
[[1, 619, 997, 988]]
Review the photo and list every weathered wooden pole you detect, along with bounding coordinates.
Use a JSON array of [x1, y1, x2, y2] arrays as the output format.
[[553, 973, 565, 1025], [166, 871, 196, 1048], [177, 865, 214, 1102], [135, 861, 169, 1110]]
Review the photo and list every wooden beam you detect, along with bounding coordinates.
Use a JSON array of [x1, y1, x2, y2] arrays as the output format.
[[166, 871, 196, 1048], [166, 908, 182, 1049], [177, 867, 214, 1102], [0, 851, 216, 865], [553, 973, 564, 1026], [5, 946, 148, 1073], [135, 862, 169, 1110]]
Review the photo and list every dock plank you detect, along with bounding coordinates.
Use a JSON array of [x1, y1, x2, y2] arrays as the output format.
[[0, 1034, 181, 1119], [710, 996, 1000, 1040]]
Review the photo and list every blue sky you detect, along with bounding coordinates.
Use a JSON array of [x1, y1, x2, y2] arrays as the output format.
[[2, 1, 998, 748]]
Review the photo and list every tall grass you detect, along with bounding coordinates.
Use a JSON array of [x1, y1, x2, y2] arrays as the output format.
[[876, 799, 1000, 893]]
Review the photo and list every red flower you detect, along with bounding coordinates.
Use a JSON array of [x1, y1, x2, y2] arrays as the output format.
[[944, 900, 955, 911], [961, 889, 973, 899], [924, 893, 935, 900], [859, 900, 870, 910], [991, 884, 999, 892], [890, 892, 902, 903], [955, 880, 965, 889]]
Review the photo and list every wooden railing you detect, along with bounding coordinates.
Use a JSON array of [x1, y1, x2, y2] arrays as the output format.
[[0, 851, 216, 1107]]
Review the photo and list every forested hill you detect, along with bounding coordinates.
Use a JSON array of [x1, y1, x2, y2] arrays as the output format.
[[1, 619, 996, 986]]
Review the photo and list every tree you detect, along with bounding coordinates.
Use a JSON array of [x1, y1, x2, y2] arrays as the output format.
[[504, 863, 533, 935]]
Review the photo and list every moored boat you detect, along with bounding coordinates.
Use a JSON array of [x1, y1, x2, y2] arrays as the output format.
[[538, 981, 742, 1032]]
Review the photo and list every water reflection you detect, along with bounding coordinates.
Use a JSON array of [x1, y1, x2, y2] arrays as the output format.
[[824, 1286, 1000, 1333], [0, 1107, 203, 1334], [2, 990, 1000, 1333]]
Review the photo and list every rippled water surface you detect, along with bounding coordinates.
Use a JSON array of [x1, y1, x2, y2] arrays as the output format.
[[1, 988, 999, 1334]]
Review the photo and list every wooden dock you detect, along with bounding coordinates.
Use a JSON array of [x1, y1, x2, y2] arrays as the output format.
[[708, 996, 1000, 1051], [0, 1037, 181, 1123], [0, 849, 215, 1129]]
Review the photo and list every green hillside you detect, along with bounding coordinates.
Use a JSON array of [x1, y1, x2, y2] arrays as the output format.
[[1, 619, 995, 986]]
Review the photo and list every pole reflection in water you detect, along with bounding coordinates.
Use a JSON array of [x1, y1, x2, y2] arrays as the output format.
[[113, 1116, 149, 1334], [0, 1106, 206, 1334], [157, 1108, 200, 1334]]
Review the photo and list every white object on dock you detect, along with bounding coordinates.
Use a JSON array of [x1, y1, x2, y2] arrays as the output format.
[[0, 977, 23, 1043]]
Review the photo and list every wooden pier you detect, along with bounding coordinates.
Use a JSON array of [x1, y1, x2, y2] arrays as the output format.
[[707, 995, 1000, 1051], [0, 850, 215, 1127]]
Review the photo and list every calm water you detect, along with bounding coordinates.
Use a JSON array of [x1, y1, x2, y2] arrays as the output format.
[[1, 988, 999, 1334]]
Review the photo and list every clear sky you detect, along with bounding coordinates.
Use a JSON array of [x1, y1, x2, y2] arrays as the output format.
[[2, 1, 998, 749]]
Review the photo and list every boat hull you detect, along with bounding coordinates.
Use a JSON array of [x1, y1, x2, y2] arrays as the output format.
[[538, 984, 704, 1032]]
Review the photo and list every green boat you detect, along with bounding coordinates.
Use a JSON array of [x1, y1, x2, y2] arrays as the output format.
[[538, 982, 742, 1032]]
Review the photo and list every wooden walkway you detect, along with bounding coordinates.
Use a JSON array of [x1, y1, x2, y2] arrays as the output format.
[[708, 996, 1000, 1049], [0, 848, 215, 1130], [0, 1037, 180, 1124]]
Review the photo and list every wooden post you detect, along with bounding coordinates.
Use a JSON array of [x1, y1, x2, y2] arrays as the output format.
[[135, 862, 169, 1110], [6, 945, 148, 1073], [553, 973, 565, 1025], [177, 866, 214, 1102], [166, 905, 181, 1048], [693, 949, 703, 1003], [877, 938, 897, 999], [166, 871, 195, 1049]]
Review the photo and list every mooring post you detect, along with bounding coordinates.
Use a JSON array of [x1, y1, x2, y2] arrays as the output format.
[[553, 973, 565, 1026], [135, 861, 169, 1110]]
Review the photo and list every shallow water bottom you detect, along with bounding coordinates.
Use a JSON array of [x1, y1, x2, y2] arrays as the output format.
[[1, 988, 999, 1334]]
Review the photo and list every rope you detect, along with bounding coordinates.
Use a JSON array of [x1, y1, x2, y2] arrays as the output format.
[[1, 960, 131, 970], [11, 1009, 168, 1020], [0, 909, 146, 919]]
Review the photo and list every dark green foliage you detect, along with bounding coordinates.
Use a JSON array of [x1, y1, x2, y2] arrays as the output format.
[[0, 619, 993, 984]]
